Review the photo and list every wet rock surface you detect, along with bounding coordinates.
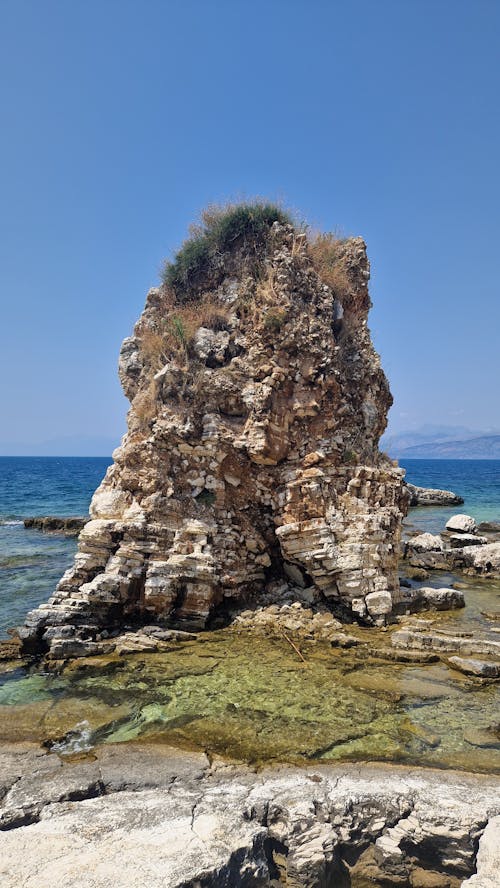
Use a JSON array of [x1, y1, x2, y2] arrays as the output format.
[[23, 517, 88, 536], [0, 744, 499, 887]]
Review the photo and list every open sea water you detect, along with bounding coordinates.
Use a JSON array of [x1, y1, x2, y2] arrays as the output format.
[[400, 458, 500, 533], [0, 457, 111, 637], [0, 457, 499, 639]]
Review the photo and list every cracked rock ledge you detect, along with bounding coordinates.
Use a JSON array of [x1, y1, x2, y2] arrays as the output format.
[[0, 743, 499, 887]]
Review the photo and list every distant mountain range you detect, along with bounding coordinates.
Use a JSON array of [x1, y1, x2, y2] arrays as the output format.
[[382, 426, 500, 459]]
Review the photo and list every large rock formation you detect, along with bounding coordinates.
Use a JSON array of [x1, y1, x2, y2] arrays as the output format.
[[19, 214, 408, 656]]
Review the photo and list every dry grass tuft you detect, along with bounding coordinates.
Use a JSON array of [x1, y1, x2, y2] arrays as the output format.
[[132, 380, 157, 427], [307, 232, 351, 299], [138, 297, 231, 369]]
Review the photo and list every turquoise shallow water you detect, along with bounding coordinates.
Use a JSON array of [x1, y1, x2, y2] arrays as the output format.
[[0, 457, 111, 637], [401, 458, 500, 533], [0, 457, 499, 638]]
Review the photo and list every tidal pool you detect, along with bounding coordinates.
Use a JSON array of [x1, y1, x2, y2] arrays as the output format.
[[1, 602, 499, 773]]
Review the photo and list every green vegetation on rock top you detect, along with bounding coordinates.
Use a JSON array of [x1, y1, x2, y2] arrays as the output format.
[[162, 201, 293, 301]]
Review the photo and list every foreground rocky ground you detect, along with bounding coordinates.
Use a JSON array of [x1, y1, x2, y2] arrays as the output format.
[[0, 743, 499, 888]]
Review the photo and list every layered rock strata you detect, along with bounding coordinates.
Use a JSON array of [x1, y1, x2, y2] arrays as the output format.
[[19, 221, 407, 656]]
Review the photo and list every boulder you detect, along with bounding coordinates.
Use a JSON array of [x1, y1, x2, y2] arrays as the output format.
[[447, 656, 500, 679], [410, 586, 465, 612], [406, 550, 452, 571], [445, 514, 477, 534], [406, 532, 444, 553], [478, 521, 500, 535], [456, 542, 500, 576], [365, 590, 394, 620]]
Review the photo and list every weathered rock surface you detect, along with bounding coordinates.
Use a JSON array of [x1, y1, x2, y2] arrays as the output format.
[[404, 536, 500, 579], [457, 542, 500, 576], [447, 656, 500, 679], [446, 515, 478, 535], [449, 534, 488, 548], [406, 532, 444, 553], [0, 744, 499, 887], [18, 221, 408, 656], [404, 586, 465, 613], [23, 517, 88, 536], [462, 815, 500, 887], [478, 521, 500, 535], [406, 483, 464, 506], [392, 627, 500, 658]]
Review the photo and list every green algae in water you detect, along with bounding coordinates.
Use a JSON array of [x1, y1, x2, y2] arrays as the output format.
[[2, 627, 499, 773], [0, 671, 66, 705]]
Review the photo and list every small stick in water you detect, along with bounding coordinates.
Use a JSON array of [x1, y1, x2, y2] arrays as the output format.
[[280, 629, 307, 663]]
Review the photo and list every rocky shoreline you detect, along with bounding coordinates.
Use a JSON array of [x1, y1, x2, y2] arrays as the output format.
[[2, 208, 499, 887], [403, 513, 500, 579], [0, 743, 499, 887]]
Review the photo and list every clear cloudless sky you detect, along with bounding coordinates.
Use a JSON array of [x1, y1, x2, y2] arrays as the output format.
[[1, 0, 499, 453]]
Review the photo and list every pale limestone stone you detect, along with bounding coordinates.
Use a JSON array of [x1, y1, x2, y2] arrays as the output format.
[[407, 532, 444, 553], [446, 514, 478, 534], [0, 749, 498, 888], [462, 816, 500, 887], [89, 489, 131, 519], [365, 590, 393, 618]]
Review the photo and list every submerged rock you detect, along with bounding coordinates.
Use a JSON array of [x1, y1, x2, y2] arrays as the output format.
[[463, 725, 500, 749], [18, 214, 408, 657]]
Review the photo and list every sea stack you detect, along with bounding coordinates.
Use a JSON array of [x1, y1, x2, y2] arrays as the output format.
[[19, 205, 408, 656]]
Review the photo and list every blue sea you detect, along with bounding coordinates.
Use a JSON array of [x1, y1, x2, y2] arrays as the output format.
[[0, 457, 499, 639], [400, 458, 500, 533], [0, 457, 112, 637]]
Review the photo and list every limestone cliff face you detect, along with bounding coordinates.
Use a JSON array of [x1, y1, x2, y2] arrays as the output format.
[[21, 222, 407, 655]]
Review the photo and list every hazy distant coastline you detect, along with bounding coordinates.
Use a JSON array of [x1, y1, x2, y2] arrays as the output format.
[[382, 425, 500, 459]]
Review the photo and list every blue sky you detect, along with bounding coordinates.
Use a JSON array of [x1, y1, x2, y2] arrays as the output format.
[[1, 0, 499, 454]]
